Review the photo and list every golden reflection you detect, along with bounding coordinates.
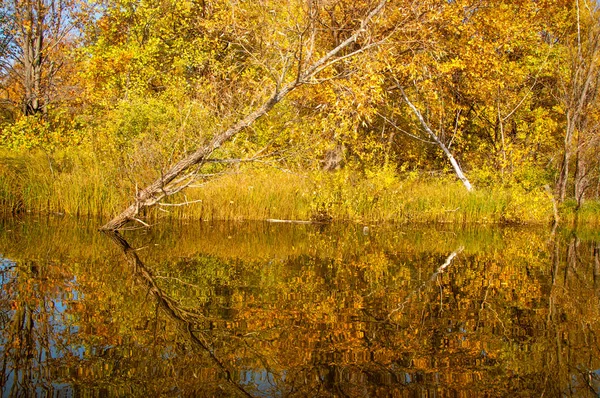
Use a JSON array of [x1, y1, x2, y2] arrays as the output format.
[[0, 217, 599, 396]]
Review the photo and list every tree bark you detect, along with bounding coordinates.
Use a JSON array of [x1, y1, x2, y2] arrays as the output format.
[[22, 40, 44, 115], [557, 113, 576, 202], [574, 130, 588, 208], [101, 87, 294, 230], [18, 1, 47, 115]]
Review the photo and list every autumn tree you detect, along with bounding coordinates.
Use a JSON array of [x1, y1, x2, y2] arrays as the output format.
[[97, 0, 395, 230], [0, 0, 84, 116], [371, 0, 568, 191], [555, 0, 600, 204]]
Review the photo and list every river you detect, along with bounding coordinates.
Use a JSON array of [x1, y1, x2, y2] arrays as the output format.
[[1, 216, 599, 396]]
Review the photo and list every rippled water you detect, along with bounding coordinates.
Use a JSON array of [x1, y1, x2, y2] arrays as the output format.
[[0, 216, 599, 397]]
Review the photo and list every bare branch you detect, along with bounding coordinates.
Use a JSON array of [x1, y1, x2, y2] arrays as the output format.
[[376, 111, 435, 144], [158, 198, 204, 207]]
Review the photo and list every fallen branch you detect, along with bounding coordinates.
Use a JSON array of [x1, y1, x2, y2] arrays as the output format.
[[159, 198, 204, 207], [131, 217, 152, 228]]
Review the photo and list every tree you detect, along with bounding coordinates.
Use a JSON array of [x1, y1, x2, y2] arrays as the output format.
[[398, 84, 473, 191], [100, 0, 390, 230], [0, 0, 82, 116], [374, 0, 566, 192], [555, 0, 600, 203]]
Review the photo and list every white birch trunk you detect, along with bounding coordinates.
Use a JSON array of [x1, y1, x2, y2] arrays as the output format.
[[399, 87, 473, 192]]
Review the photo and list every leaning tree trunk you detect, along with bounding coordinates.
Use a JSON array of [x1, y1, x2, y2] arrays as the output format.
[[399, 86, 473, 192], [101, 87, 294, 230], [101, 0, 389, 230]]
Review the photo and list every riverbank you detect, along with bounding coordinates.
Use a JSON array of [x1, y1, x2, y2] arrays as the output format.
[[1, 151, 599, 226]]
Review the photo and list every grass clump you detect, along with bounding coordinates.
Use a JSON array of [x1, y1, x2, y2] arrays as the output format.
[[0, 150, 125, 217]]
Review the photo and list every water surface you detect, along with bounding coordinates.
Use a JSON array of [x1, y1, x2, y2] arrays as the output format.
[[0, 217, 599, 396]]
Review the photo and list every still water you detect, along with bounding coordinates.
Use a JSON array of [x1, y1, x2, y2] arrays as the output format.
[[0, 216, 599, 397]]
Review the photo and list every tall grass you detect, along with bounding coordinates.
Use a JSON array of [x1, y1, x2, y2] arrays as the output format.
[[161, 170, 314, 222], [0, 150, 125, 217], [1, 150, 599, 226]]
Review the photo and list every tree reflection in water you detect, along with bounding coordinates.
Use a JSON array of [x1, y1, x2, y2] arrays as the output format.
[[0, 219, 599, 396]]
